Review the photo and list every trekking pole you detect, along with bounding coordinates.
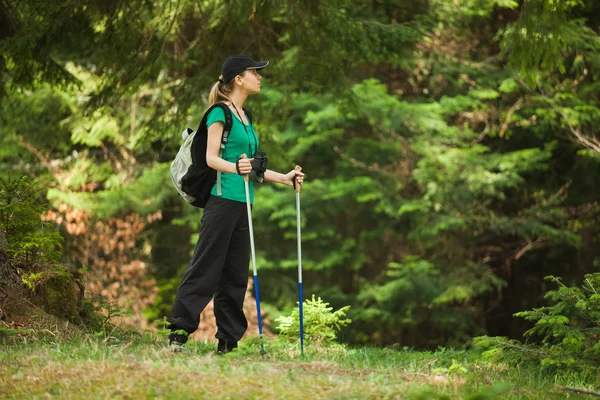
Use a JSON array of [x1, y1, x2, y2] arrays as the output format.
[[241, 154, 267, 355], [293, 165, 304, 356]]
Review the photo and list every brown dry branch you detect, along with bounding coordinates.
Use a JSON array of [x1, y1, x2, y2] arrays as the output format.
[[557, 67, 589, 92], [13, 135, 71, 192], [458, 107, 495, 145], [333, 145, 398, 178], [544, 181, 571, 206], [556, 385, 600, 397], [552, 108, 600, 154], [566, 124, 600, 154], [514, 238, 546, 260], [499, 98, 523, 138]]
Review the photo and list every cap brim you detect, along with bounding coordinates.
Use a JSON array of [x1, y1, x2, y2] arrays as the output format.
[[247, 61, 269, 70]]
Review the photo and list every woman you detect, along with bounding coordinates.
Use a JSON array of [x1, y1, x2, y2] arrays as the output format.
[[168, 55, 304, 353]]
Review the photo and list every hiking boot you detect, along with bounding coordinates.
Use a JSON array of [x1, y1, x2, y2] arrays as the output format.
[[168, 332, 188, 348], [216, 339, 237, 355]]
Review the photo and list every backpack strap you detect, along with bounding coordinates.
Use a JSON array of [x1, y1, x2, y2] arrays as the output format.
[[243, 108, 253, 125], [214, 103, 233, 196], [192, 104, 228, 160], [190, 103, 234, 197]]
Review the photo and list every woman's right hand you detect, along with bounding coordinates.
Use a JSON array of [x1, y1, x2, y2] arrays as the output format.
[[236, 156, 254, 175]]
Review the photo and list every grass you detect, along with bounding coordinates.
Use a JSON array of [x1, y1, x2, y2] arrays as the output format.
[[1, 330, 598, 400]]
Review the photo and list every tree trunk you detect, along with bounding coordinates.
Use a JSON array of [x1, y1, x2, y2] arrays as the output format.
[[0, 229, 9, 274], [0, 229, 19, 289]]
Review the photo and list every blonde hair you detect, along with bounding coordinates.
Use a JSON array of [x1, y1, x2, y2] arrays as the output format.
[[208, 75, 235, 106]]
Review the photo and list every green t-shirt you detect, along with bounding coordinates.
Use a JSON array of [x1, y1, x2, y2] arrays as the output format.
[[206, 106, 260, 204]]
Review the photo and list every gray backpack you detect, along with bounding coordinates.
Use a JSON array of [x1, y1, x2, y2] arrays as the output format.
[[169, 103, 239, 208]]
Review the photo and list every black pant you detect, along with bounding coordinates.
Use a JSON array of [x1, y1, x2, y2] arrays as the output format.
[[169, 196, 250, 343]]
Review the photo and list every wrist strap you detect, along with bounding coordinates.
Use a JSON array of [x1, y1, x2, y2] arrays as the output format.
[[235, 157, 242, 175]]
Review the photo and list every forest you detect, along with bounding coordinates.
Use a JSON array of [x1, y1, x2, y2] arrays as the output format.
[[1, 0, 599, 351]]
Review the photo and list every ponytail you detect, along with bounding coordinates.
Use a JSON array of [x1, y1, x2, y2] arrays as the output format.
[[208, 75, 233, 106]]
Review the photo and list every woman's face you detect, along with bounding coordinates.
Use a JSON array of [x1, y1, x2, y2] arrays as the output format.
[[238, 69, 262, 94]]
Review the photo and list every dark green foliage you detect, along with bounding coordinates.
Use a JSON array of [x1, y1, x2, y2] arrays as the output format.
[[0, 176, 62, 265], [503, 0, 600, 79], [518, 273, 600, 367], [1, 0, 599, 348], [254, 67, 594, 345], [474, 273, 600, 372]]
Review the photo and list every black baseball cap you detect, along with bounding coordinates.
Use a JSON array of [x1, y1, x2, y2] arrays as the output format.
[[220, 55, 269, 84]]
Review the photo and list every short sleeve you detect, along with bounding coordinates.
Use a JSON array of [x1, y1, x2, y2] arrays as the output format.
[[206, 106, 226, 128]]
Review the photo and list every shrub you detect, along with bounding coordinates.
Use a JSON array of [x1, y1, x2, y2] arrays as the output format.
[[474, 273, 600, 372], [276, 295, 351, 344]]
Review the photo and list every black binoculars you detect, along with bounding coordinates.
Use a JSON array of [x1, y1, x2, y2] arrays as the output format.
[[250, 151, 268, 183]]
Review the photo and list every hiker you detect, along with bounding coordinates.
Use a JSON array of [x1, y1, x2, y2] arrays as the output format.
[[168, 55, 305, 353]]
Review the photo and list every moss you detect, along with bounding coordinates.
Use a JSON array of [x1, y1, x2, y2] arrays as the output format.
[[27, 267, 82, 322]]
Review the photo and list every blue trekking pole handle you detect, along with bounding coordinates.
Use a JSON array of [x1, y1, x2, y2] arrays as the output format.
[[242, 154, 266, 355], [294, 165, 304, 355]]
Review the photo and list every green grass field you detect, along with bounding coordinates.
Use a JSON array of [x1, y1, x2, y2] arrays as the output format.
[[1, 331, 597, 400]]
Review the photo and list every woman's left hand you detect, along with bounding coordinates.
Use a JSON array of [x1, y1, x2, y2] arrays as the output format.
[[285, 169, 305, 188]]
